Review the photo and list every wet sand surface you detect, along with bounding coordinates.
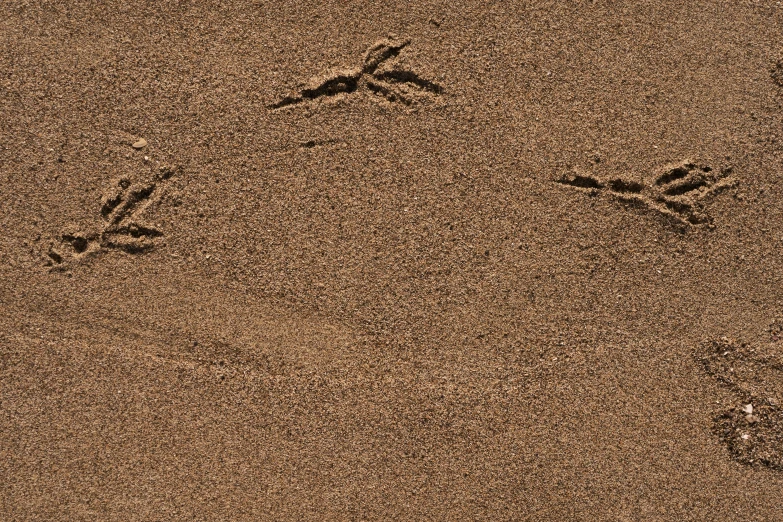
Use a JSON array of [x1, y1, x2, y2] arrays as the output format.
[[3, 1, 783, 519]]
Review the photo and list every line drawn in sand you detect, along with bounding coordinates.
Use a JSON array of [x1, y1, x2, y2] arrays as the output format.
[[697, 322, 783, 472], [46, 167, 177, 270], [556, 160, 737, 227], [269, 37, 443, 110]]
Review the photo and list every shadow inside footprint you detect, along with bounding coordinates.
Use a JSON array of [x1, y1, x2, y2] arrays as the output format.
[[555, 172, 604, 190], [606, 178, 644, 194]]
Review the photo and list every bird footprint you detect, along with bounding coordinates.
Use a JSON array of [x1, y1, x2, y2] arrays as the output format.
[[269, 37, 443, 109], [557, 160, 737, 227], [46, 167, 175, 269]]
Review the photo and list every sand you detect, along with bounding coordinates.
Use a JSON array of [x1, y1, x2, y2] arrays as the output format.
[[2, 1, 783, 519]]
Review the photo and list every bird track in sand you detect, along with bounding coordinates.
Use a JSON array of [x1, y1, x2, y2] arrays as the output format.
[[556, 160, 737, 228], [269, 37, 443, 110], [46, 166, 177, 270]]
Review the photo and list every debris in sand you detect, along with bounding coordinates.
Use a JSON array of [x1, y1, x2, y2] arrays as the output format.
[[132, 138, 147, 149]]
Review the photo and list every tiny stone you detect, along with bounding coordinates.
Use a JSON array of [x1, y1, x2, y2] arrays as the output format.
[[741, 403, 753, 415], [741, 433, 750, 440], [746, 415, 759, 424], [132, 138, 147, 149]]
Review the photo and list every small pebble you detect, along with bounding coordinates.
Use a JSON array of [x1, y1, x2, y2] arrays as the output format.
[[742, 403, 753, 415], [132, 138, 147, 149]]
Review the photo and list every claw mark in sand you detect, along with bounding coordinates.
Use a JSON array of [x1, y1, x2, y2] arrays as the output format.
[[697, 322, 783, 472], [46, 167, 176, 270], [269, 37, 443, 110], [556, 160, 737, 228]]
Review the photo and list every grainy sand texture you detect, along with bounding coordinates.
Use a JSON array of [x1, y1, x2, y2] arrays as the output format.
[[3, 1, 783, 520]]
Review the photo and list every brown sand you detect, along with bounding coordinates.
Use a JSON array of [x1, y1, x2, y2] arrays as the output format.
[[3, 1, 783, 519]]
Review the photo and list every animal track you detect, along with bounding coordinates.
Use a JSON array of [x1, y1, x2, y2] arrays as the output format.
[[697, 324, 783, 471], [556, 160, 736, 227], [269, 37, 443, 110], [46, 167, 176, 269]]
